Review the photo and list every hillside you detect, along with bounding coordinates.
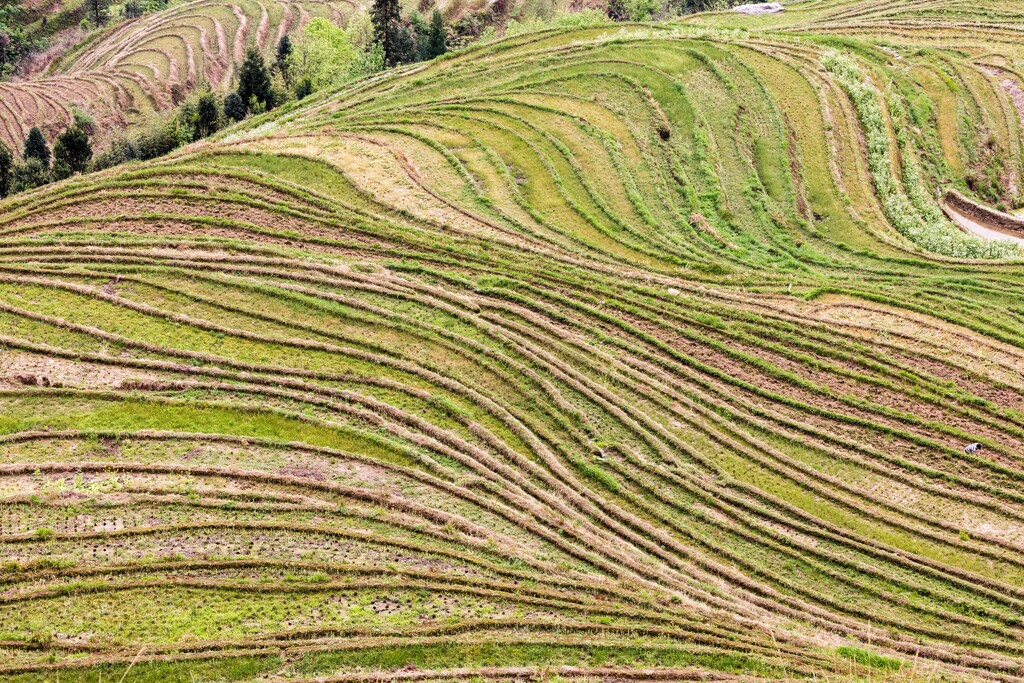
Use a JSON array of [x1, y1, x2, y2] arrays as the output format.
[[0, 0, 353, 149], [0, 0, 608, 152], [4, 1, 1024, 682]]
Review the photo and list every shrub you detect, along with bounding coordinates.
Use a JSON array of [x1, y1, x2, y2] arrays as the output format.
[[224, 91, 246, 122], [92, 137, 139, 171], [176, 98, 197, 144], [248, 95, 266, 116], [607, 0, 629, 20], [134, 116, 179, 159], [28, 630, 53, 646], [270, 70, 293, 109], [294, 76, 313, 100], [628, 0, 659, 20], [195, 90, 220, 139], [51, 156, 72, 181], [53, 125, 93, 175], [475, 25, 497, 44], [11, 157, 49, 192], [71, 107, 96, 135], [505, 10, 610, 37], [123, 0, 144, 18], [360, 41, 385, 75]]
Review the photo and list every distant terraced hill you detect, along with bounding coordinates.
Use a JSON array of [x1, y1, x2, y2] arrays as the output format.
[[0, 0, 352, 149], [5, 2, 1024, 682]]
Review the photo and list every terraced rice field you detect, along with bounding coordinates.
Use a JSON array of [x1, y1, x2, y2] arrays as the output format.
[[5, 1, 1024, 681], [0, 0, 353, 149]]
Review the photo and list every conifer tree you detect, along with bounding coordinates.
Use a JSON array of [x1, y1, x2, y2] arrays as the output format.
[[426, 10, 446, 59], [237, 47, 273, 113], [394, 23, 416, 64], [0, 141, 11, 198], [371, 0, 403, 66], [85, 0, 109, 25], [276, 35, 292, 82], [23, 127, 50, 170]]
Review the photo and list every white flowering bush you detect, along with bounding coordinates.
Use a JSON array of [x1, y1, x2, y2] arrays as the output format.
[[823, 51, 1018, 259]]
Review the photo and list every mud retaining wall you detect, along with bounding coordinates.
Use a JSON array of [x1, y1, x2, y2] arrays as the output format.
[[944, 189, 1024, 235]]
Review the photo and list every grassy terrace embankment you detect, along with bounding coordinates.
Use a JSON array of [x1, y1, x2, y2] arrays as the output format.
[[4, 2, 1024, 681]]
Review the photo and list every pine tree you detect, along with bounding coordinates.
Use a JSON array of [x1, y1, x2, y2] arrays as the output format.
[[394, 23, 416, 65], [275, 35, 292, 82], [237, 48, 273, 113], [371, 0, 403, 66], [0, 141, 12, 198], [85, 0, 109, 25], [23, 127, 50, 170], [53, 125, 92, 175], [426, 10, 446, 59]]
